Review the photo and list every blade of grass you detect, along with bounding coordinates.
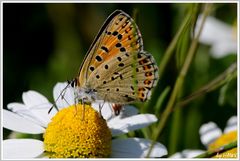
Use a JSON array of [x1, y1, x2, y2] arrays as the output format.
[[168, 107, 182, 155], [144, 3, 199, 113], [154, 86, 171, 116], [177, 62, 237, 108], [146, 4, 213, 157], [168, 4, 199, 154], [194, 141, 237, 158], [158, 5, 195, 79]]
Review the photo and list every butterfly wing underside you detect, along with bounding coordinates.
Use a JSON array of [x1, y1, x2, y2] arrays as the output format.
[[78, 10, 158, 103], [78, 10, 143, 86]]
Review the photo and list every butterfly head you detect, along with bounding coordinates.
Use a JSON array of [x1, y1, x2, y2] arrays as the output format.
[[75, 87, 98, 104]]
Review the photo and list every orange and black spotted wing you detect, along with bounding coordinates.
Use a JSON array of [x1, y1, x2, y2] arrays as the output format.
[[78, 10, 143, 87]]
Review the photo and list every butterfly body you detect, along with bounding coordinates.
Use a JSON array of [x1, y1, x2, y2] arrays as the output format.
[[74, 86, 98, 103], [74, 10, 159, 105]]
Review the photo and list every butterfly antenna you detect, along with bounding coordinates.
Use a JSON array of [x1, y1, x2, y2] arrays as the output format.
[[98, 95, 107, 117], [48, 103, 59, 114], [48, 81, 73, 114]]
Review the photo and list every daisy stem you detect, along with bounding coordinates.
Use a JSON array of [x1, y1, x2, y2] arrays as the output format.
[[158, 4, 193, 79], [144, 3, 198, 113], [194, 141, 237, 158], [146, 4, 212, 157], [176, 62, 237, 108]]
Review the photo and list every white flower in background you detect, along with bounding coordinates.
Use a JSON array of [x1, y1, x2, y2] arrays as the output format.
[[170, 116, 237, 158], [195, 14, 237, 58], [3, 82, 167, 159], [170, 149, 205, 158]]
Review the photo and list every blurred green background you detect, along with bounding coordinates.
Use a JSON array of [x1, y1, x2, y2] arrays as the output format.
[[3, 3, 237, 156]]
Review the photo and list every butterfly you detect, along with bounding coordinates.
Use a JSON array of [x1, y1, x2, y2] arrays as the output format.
[[51, 10, 159, 114]]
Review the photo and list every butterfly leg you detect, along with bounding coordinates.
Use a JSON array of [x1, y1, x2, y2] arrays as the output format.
[[98, 102, 105, 118], [81, 98, 86, 121], [72, 87, 80, 117]]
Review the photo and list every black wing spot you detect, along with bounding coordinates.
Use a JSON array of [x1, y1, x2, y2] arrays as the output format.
[[96, 55, 103, 62], [89, 66, 95, 71], [112, 31, 118, 36], [131, 86, 134, 90], [116, 43, 122, 48], [118, 63, 124, 67], [140, 98, 145, 102], [105, 64, 109, 69], [120, 47, 126, 52], [117, 57, 122, 61], [144, 79, 151, 85], [101, 46, 109, 53], [122, 21, 129, 28], [103, 81, 106, 84], [125, 27, 132, 34], [118, 34, 123, 40], [96, 75, 100, 79], [116, 88, 119, 91], [145, 72, 153, 77], [119, 74, 123, 80]]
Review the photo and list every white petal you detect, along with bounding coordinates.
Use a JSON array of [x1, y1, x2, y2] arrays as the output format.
[[7, 103, 27, 111], [111, 138, 167, 158], [195, 15, 237, 58], [7, 99, 56, 127], [53, 82, 75, 109], [3, 139, 44, 159], [211, 41, 237, 58], [199, 122, 222, 146], [3, 109, 45, 134], [196, 15, 233, 44], [224, 116, 237, 133], [22, 90, 49, 108], [92, 103, 139, 121], [109, 114, 157, 136], [8, 102, 55, 127], [28, 103, 57, 127], [92, 101, 111, 118], [170, 149, 205, 158], [115, 105, 139, 118]]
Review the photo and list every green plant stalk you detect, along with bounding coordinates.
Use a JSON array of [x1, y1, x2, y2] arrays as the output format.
[[158, 8, 192, 79], [144, 4, 197, 113], [177, 62, 237, 107], [142, 87, 171, 139], [194, 141, 237, 158], [146, 4, 212, 157], [154, 86, 171, 115], [168, 5, 198, 154], [168, 107, 182, 155]]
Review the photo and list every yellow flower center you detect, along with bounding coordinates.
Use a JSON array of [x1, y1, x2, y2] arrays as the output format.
[[43, 104, 112, 158], [208, 130, 237, 158]]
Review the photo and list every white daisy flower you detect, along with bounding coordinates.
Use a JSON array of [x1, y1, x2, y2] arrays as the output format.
[[195, 14, 237, 58], [170, 116, 237, 158], [3, 82, 167, 159]]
